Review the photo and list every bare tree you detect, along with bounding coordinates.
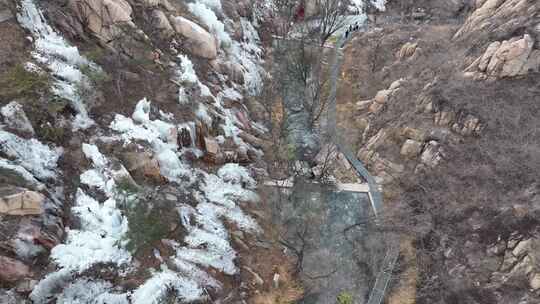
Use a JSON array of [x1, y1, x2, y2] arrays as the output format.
[[314, 0, 350, 45], [265, 0, 302, 39]]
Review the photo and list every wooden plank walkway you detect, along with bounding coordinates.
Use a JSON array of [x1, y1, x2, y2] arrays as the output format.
[[263, 179, 370, 193]]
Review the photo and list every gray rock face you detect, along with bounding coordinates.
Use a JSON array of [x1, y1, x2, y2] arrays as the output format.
[[454, 0, 538, 41]]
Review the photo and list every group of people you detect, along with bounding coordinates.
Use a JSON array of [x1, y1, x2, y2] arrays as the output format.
[[344, 21, 361, 39]]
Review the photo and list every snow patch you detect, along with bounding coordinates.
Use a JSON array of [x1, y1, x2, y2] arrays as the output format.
[[349, 0, 386, 13], [17, 0, 100, 130], [30, 269, 74, 304], [0, 101, 35, 135], [131, 267, 204, 304], [198, 0, 222, 12], [188, 2, 232, 48], [50, 190, 130, 272], [0, 130, 62, 179], [82, 143, 108, 168], [218, 163, 256, 188], [110, 99, 197, 184], [0, 158, 45, 190], [58, 279, 129, 304], [177, 55, 213, 97], [229, 17, 265, 95]]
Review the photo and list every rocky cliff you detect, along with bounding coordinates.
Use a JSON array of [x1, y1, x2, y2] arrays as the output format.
[[0, 0, 298, 303]]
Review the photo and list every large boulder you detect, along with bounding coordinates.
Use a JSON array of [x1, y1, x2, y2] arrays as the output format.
[[530, 273, 540, 290], [121, 151, 162, 182], [152, 10, 174, 38], [420, 141, 443, 167], [203, 136, 220, 162], [222, 61, 245, 84], [478, 41, 501, 71], [69, 0, 134, 42], [170, 16, 218, 59], [400, 139, 423, 159], [486, 34, 534, 77], [396, 42, 418, 60], [239, 132, 264, 149], [142, 0, 174, 11], [466, 34, 538, 78], [0, 186, 44, 216]]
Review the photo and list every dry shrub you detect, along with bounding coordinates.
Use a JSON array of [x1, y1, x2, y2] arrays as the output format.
[[252, 265, 304, 304]]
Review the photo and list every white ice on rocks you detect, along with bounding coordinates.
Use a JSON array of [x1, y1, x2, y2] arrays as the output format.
[[198, 0, 222, 12], [32, 144, 131, 303], [17, 0, 99, 130], [56, 266, 207, 304], [349, 0, 387, 12], [188, 2, 232, 48], [82, 143, 108, 168], [58, 279, 129, 304], [0, 158, 45, 190], [172, 257, 222, 289], [30, 269, 74, 303], [0, 130, 62, 180], [131, 267, 204, 304], [111, 100, 259, 286], [178, 55, 199, 84], [202, 172, 259, 210], [176, 51, 260, 154], [182, 0, 265, 95], [51, 160, 130, 271], [177, 55, 213, 97], [218, 163, 257, 188], [111, 99, 196, 183], [1, 101, 35, 135], [196, 103, 213, 127], [230, 18, 265, 95], [174, 162, 260, 275], [111, 99, 177, 147]]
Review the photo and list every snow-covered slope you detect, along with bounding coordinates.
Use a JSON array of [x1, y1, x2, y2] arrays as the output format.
[[2, 0, 272, 302]]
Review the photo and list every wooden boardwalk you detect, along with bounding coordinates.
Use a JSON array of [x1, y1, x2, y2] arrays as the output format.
[[263, 179, 370, 193]]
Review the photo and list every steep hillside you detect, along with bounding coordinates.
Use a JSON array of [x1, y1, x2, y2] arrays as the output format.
[[337, 0, 540, 303], [0, 0, 301, 303]]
